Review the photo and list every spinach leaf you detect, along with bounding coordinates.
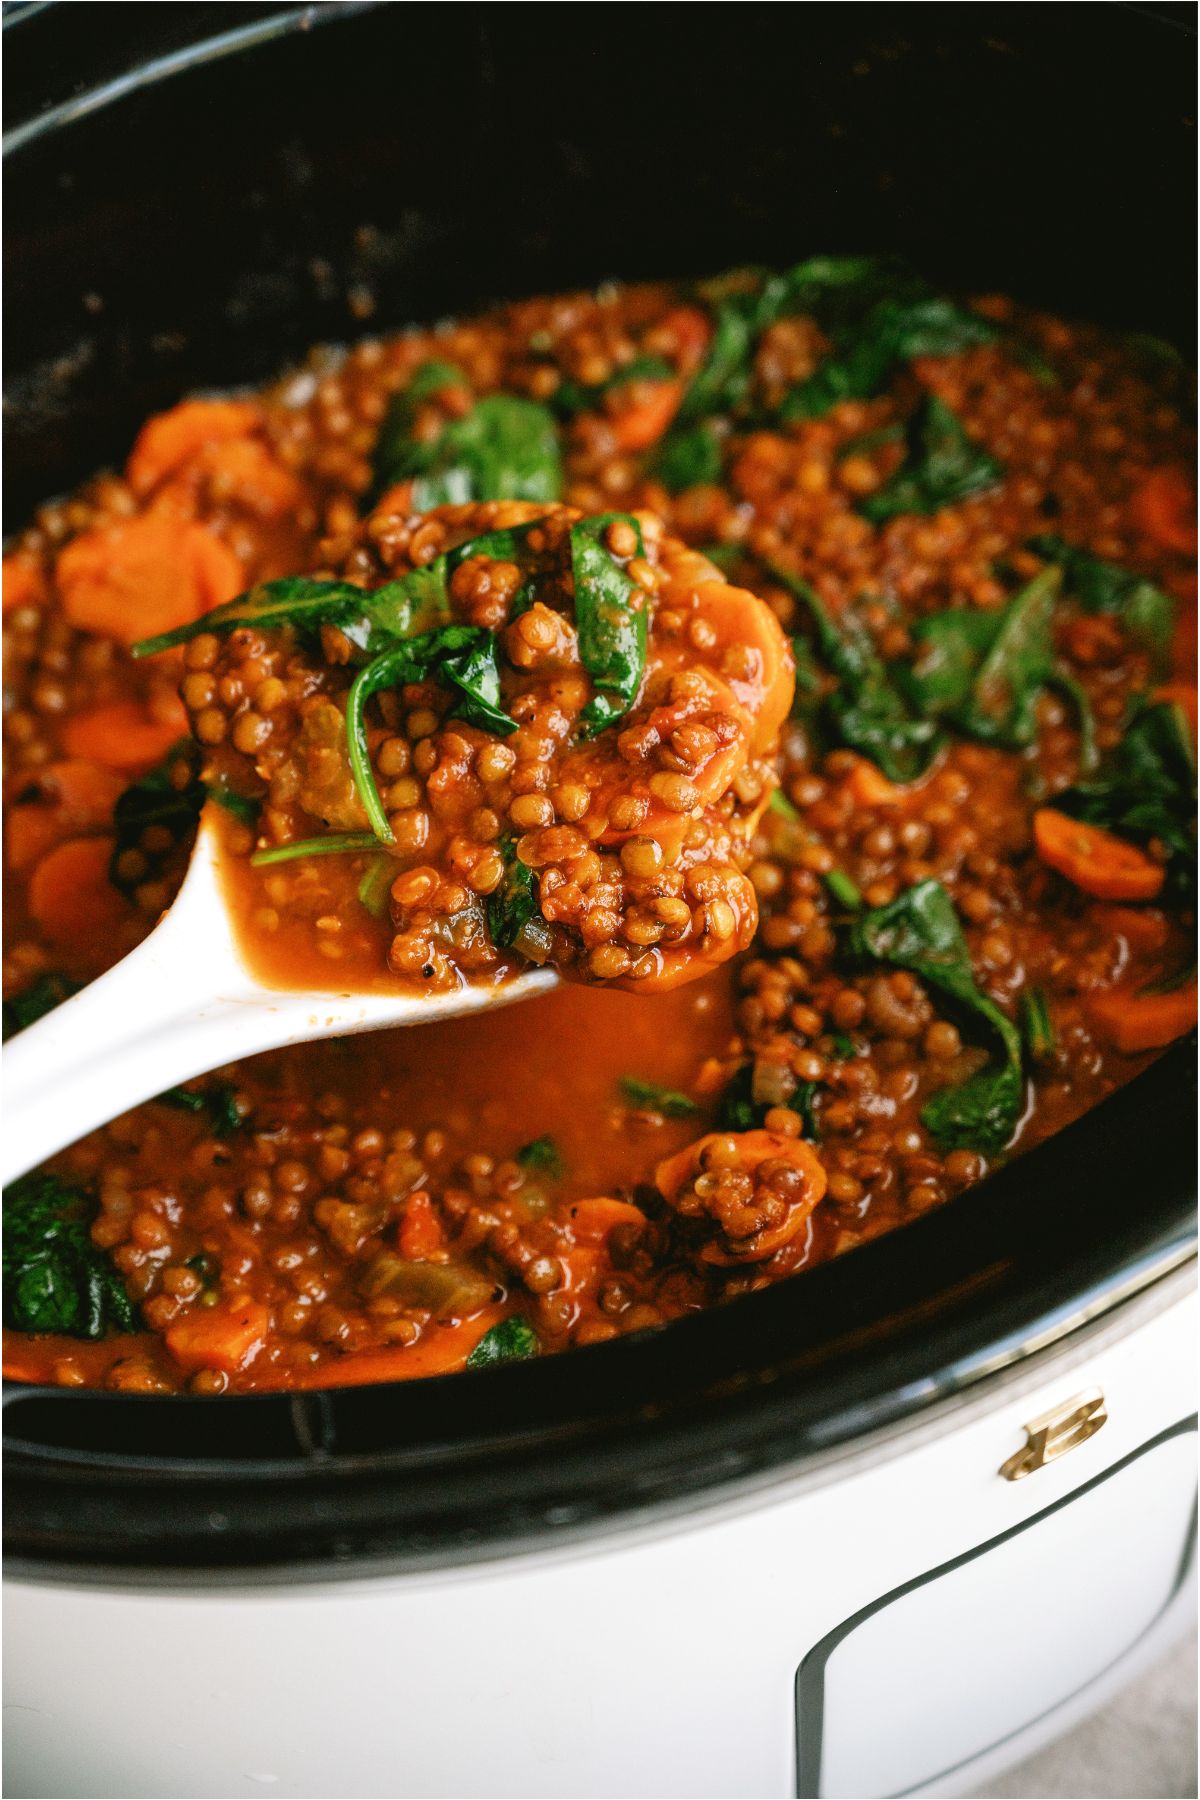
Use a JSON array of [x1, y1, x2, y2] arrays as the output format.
[[675, 290, 759, 425], [652, 421, 724, 493], [109, 739, 206, 898], [783, 295, 998, 422], [2, 973, 80, 1040], [847, 879, 1024, 1151], [3, 1172, 136, 1338], [486, 835, 552, 961], [768, 560, 941, 781], [206, 774, 262, 829], [348, 626, 517, 841], [371, 362, 562, 508], [155, 1079, 243, 1138], [466, 1315, 541, 1368], [715, 1063, 819, 1138], [571, 513, 648, 735], [517, 1136, 565, 1178], [251, 833, 379, 867], [1027, 535, 1174, 672], [618, 1076, 700, 1118], [1020, 988, 1056, 1065], [858, 396, 1003, 523], [1052, 700, 1196, 904], [132, 569, 447, 660]]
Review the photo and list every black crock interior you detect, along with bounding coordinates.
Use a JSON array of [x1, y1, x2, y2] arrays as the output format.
[[3, 1, 1196, 1573]]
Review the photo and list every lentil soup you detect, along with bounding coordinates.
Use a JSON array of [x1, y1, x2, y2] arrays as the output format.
[[4, 259, 1195, 1394]]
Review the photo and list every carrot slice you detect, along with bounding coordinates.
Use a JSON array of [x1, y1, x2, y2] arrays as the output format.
[[1092, 904, 1171, 956], [61, 697, 189, 771], [2, 554, 46, 614], [1088, 979, 1197, 1053], [655, 1128, 826, 1264], [294, 1307, 506, 1387], [656, 304, 712, 371], [398, 1192, 444, 1261], [1034, 808, 1165, 902], [607, 378, 684, 452], [165, 1298, 270, 1374], [1131, 468, 1197, 556], [57, 514, 243, 647], [27, 836, 130, 946], [126, 398, 261, 496], [152, 436, 307, 523], [5, 760, 127, 871]]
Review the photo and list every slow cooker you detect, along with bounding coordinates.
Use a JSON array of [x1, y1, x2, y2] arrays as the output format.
[[4, 7, 1196, 1796]]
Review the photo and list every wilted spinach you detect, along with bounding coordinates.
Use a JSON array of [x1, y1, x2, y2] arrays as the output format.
[[571, 513, 648, 735], [858, 396, 1002, 523], [154, 1079, 243, 1137], [371, 362, 562, 508], [516, 1136, 566, 1179], [618, 1076, 700, 1118], [782, 294, 999, 422], [466, 1315, 541, 1368], [486, 835, 552, 962], [715, 1063, 820, 1139], [1051, 700, 1196, 904], [109, 739, 206, 898], [3, 1172, 136, 1338], [847, 879, 1025, 1151], [1027, 534, 1175, 673], [2, 973, 80, 1040]]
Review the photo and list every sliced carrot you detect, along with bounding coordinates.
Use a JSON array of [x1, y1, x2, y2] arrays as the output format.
[[57, 514, 243, 647], [689, 577, 795, 748], [655, 1128, 827, 1265], [1092, 904, 1171, 955], [565, 1196, 647, 1247], [2, 554, 47, 614], [845, 757, 904, 807], [1153, 682, 1198, 741], [607, 378, 684, 452], [27, 836, 130, 946], [61, 696, 189, 771], [398, 1192, 444, 1261], [126, 398, 261, 496], [1130, 467, 1197, 556], [153, 436, 307, 523], [5, 760, 126, 871], [1034, 808, 1165, 902], [1087, 979, 1197, 1054], [165, 1298, 270, 1374], [657, 304, 712, 371], [6, 808, 66, 875]]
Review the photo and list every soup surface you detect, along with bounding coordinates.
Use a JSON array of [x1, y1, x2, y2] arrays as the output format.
[[3, 259, 1195, 1393]]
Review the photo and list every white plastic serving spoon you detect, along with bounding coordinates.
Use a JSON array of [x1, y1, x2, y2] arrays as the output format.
[[2, 810, 556, 1187]]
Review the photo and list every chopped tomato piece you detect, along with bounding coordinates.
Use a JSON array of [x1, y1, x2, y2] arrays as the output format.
[[57, 515, 243, 647], [165, 1298, 270, 1374], [845, 757, 904, 807], [398, 1192, 444, 1261], [1033, 808, 1165, 902], [565, 1196, 647, 1246]]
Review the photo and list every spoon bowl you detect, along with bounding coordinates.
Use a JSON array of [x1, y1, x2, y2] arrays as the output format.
[[2, 810, 557, 1186]]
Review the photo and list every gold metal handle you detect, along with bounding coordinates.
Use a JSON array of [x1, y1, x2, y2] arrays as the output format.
[[999, 1387, 1108, 1482]]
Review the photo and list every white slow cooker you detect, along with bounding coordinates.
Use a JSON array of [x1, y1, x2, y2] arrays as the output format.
[[4, 7, 1195, 1796]]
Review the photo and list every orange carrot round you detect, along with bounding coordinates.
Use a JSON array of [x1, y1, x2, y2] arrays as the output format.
[[56, 515, 243, 647], [126, 398, 261, 496], [1131, 467, 1197, 556], [607, 378, 685, 452], [1034, 808, 1165, 902], [1088, 979, 1197, 1054], [61, 697, 189, 771], [165, 1298, 270, 1374], [27, 836, 131, 946]]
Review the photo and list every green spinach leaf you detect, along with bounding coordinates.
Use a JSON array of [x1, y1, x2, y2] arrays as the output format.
[[1027, 535, 1175, 672], [715, 1063, 820, 1138], [847, 879, 1024, 1151], [1052, 700, 1196, 904], [783, 295, 999, 422], [516, 1136, 565, 1178], [618, 1076, 700, 1118], [3, 1172, 136, 1338], [486, 835, 552, 962], [858, 396, 1002, 523], [466, 1315, 541, 1368], [572, 513, 648, 735], [155, 1079, 243, 1138], [371, 362, 562, 508], [109, 739, 206, 898], [2, 973, 80, 1040], [652, 421, 724, 493]]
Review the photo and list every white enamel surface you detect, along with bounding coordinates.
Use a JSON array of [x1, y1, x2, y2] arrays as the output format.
[[1, 812, 555, 1186], [4, 1275, 1195, 1799]]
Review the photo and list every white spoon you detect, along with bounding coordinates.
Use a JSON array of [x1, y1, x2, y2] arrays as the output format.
[[2, 810, 556, 1187]]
